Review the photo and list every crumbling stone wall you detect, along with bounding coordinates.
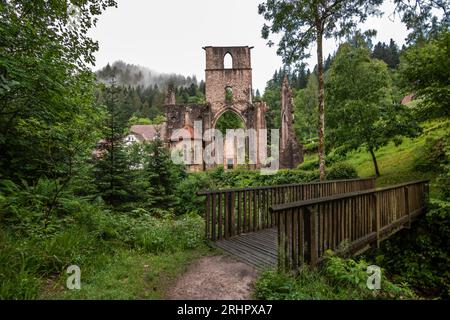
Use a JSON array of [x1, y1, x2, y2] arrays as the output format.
[[164, 46, 268, 170], [280, 76, 304, 169]]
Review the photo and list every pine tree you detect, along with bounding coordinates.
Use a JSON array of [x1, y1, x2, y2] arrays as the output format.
[[92, 81, 135, 207], [143, 136, 183, 211]]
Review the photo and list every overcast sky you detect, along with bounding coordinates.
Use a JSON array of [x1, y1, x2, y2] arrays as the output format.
[[89, 0, 409, 93]]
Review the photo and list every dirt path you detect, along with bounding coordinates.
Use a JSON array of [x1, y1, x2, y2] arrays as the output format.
[[166, 255, 258, 300]]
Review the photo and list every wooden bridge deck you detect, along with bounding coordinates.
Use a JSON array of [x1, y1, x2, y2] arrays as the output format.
[[214, 228, 278, 269], [203, 179, 429, 272]]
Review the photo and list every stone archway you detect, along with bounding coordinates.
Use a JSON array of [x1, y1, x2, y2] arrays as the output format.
[[212, 107, 248, 170], [212, 106, 248, 130]]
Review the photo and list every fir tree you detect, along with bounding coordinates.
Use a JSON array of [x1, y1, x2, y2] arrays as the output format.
[[92, 81, 135, 207], [143, 135, 184, 211]]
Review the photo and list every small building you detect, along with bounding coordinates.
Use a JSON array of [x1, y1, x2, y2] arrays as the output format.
[[124, 124, 166, 146]]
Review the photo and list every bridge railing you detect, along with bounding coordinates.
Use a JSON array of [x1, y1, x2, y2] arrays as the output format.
[[270, 180, 429, 271], [198, 177, 376, 241]]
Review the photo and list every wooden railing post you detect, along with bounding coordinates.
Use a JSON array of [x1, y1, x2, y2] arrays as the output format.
[[205, 194, 210, 240], [375, 193, 380, 248], [308, 205, 319, 267], [230, 192, 235, 237], [404, 186, 410, 228], [278, 211, 286, 271]]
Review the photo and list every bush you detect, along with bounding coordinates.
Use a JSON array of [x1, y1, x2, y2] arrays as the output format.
[[326, 162, 358, 180], [303, 141, 318, 154], [203, 167, 319, 189], [174, 173, 211, 215], [370, 199, 450, 298], [297, 159, 319, 171], [133, 213, 204, 253], [0, 177, 207, 299], [254, 253, 415, 300], [414, 137, 448, 173], [0, 225, 103, 299]]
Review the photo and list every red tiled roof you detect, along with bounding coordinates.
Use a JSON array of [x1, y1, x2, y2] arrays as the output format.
[[130, 124, 166, 141], [401, 94, 415, 105]]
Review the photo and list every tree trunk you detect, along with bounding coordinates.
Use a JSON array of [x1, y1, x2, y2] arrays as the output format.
[[369, 148, 380, 177], [316, 27, 326, 181]]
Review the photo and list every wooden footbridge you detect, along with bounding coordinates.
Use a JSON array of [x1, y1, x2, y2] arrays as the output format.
[[198, 178, 429, 271]]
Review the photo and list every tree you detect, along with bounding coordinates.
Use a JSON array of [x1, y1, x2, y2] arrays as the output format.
[[372, 39, 401, 69], [143, 137, 184, 211], [0, 0, 116, 185], [326, 43, 420, 176], [263, 77, 282, 129], [393, 0, 449, 43], [215, 111, 245, 136], [259, 0, 383, 180], [92, 83, 135, 207], [399, 30, 450, 120], [294, 71, 319, 142]]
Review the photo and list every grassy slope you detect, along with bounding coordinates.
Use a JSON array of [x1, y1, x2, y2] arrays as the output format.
[[40, 245, 213, 300], [305, 119, 449, 193]]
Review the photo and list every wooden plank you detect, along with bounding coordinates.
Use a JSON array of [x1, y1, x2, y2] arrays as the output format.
[[214, 242, 276, 268], [224, 192, 229, 239], [243, 191, 247, 233], [205, 194, 210, 240], [212, 194, 216, 241], [237, 191, 241, 235], [227, 238, 277, 258], [218, 193, 222, 240], [310, 205, 319, 266], [230, 191, 236, 237]]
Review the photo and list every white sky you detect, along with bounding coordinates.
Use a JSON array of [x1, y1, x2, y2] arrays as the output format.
[[89, 0, 409, 93]]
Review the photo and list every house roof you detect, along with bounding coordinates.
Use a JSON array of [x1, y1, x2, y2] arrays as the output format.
[[130, 124, 167, 141], [401, 94, 415, 105]]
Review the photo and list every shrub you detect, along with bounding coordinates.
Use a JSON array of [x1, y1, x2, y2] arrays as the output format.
[[326, 162, 358, 180], [414, 136, 448, 173], [371, 199, 450, 298], [203, 167, 319, 189], [297, 159, 319, 171], [133, 213, 204, 253], [174, 173, 211, 215], [303, 140, 318, 154], [254, 253, 415, 300]]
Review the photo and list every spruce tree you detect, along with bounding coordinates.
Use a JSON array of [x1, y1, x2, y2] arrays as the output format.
[[143, 135, 184, 212], [93, 81, 134, 207]]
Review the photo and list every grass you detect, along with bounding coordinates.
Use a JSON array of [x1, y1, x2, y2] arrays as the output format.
[[40, 245, 213, 300], [305, 119, 449, 194]]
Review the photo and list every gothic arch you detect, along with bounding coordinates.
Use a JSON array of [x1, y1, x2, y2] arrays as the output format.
[[211, 106, 247, 130], [223, 52, 233, 69]]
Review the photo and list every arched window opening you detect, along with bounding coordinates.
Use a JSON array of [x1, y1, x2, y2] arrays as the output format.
[[225, 86, 233, 103], [215, 110, 246, 170], [224, 52, 233, 69]]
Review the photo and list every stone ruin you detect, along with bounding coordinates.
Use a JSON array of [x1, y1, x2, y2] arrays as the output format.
[[279, 75, 304, 169], [136, 46, 304, 171]]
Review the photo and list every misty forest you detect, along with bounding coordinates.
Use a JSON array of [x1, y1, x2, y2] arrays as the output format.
[[0, 0, 449, 300]]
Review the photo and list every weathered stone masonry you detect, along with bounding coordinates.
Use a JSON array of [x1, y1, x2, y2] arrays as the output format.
[[162, 46, 302, 171]]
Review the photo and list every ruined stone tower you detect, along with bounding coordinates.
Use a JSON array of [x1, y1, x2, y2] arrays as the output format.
[[280, 76, 304, 169], [163, 46, 268, 171], [203, 46, 267, 168], [203, 46, 253, 125]]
